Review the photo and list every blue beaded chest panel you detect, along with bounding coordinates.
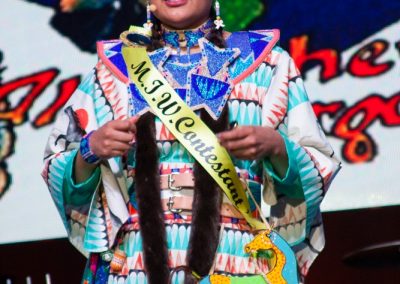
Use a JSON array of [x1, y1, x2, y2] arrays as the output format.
[[99, 30, 275, 120]]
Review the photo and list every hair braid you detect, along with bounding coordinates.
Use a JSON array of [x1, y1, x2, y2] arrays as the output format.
[[147, 17, 164, 51]]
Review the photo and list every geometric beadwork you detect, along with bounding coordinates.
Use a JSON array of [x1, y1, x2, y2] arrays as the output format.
[[203, 40, 238, 76], [189, 74, 230, 118]]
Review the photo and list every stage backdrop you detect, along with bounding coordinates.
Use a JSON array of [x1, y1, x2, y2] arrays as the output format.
[[0, 0, 399, 245]]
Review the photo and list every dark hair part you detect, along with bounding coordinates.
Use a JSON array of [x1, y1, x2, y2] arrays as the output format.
[[147, 8, 226, 51]]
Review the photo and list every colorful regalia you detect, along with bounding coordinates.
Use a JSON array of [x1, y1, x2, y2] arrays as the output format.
[[42, 24, 341, 284]]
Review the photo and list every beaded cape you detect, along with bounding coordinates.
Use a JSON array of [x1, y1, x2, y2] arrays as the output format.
[[97, 30, 279, 120]]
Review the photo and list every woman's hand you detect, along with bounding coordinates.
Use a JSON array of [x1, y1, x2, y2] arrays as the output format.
[[218, 126, 289, 178], [218, 126, 283, 160], [74, 116, 139, 183], [90, 116, 139, 160]]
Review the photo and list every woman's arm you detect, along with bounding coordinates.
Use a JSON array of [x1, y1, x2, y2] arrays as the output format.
[[73, 117, 138, 183]]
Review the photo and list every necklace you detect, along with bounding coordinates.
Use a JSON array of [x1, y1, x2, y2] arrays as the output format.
[[162, 20, 213, 49]]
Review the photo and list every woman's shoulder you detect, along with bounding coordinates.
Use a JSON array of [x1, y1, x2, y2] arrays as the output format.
[[96, 39, 124, 57], [230, 29, 280, 40], [95, 39, 130, 84], [225, 29, 293, 80], [226, 29, 288, 64]]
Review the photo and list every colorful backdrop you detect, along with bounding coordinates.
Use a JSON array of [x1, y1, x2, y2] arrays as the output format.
[[0, 0, 399, 245]]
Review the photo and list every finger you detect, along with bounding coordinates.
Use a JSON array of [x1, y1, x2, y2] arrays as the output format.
[[230, 147, 259, 160], [129, 115, 140, 125], [111, 129, 135, 143], [100, 127, 134, 143], [127, 116, 139, 133], [218, 126, 253, 142], [111, 119, 136, 131], [128, 134, 136, 145], [94, 146, 129, 159], [221, 136, 257, 151], [109, 141, 132, 152]]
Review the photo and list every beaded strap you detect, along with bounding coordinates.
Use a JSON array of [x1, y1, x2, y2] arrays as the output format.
[[80, 131, 100, 164]]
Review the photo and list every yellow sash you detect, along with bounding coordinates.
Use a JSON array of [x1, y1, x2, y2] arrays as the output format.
[[122, 46, 266, 230]]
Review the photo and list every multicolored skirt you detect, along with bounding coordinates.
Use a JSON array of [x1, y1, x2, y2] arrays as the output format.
[[82, 214, 270, 284]]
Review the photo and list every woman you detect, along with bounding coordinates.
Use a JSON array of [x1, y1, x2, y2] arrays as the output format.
[[42, 0, 341, 283]]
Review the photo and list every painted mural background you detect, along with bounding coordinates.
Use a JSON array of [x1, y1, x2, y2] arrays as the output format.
[[0, 0, 399, 244]]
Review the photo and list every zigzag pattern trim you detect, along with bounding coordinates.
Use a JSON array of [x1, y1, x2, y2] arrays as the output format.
[[47, 151, 75, 231], [92, 70, 114, 126], [276, 217, 307, 247], [69, 219, 88, 257], [159, 162, 194, 174], [265, 85, 288, 128], [288, 77, 309, 111], [104, 225, 276, 281], [84, 193, 109, 252], [158, 141, 195, 164], [289, 142, 324, 235], [230, 82, 265, 103], [100, 190, 113, 246], [97, 61, 127, 120], [294, 221, 325, 277], [241, 62, 274, 87], [228, 100, 262, 126], [107, 270, 187, 284], [156, 119, 176, 140]]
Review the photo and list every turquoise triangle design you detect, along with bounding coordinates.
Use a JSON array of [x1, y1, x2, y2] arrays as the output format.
[[191, 74, 229, 100], [222, 234, 230, 253], [248, 32, 271, 58], [105, 50, 118, 58], [229, 54, 254, 79], [249, 35, 264, 43], [203, 41, 237, 76], [189, 74, 230, 117], [109, 42, 123, 52], [182, 227, 189, 248], [166, 227, 172, 248]]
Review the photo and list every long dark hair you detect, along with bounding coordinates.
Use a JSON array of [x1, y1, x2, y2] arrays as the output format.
[[148, 8, 226, 51]]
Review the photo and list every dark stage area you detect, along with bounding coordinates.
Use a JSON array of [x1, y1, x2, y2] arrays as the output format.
[[1, 205, 399, 283]]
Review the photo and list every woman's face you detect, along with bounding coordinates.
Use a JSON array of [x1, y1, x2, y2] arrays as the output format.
[[151, 0, 213, 29]]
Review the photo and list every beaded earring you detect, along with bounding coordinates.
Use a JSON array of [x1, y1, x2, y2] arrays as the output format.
[[214, 0, 225, 29], [143, 1, 153, 31]]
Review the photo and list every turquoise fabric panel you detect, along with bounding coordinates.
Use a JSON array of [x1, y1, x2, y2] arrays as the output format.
[[63, 150, 101, 206], [263, 133, 304, 199]]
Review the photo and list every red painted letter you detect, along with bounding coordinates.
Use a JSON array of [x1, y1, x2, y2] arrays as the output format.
[[0, 69, 59, 125], [347, 40, 393, 77], [289, 35, 340, 82], [33, 75, 80, 128]]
